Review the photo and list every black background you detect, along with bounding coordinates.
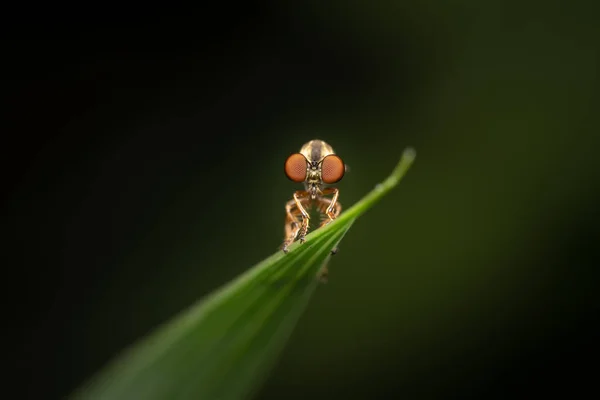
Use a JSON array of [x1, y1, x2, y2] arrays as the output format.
[[4, 2, 600, 399]]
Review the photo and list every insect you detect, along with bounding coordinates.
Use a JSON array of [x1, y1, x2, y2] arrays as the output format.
[[281, 139, 346, 254]]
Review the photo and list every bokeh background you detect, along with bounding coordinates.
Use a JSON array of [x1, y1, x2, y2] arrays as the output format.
[[5, 1, 600, 398]]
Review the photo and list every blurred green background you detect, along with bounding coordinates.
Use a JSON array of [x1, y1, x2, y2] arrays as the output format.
[[6, 1, 600, 398]]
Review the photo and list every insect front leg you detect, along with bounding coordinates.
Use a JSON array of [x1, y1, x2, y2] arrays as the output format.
[[293, 191, 310, 243], [317, 188, 342, 227], [317, 191, 342, 256], [282, 191, 310, 253], [282, 199, 302, 253]]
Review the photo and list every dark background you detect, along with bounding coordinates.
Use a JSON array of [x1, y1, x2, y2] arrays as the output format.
[[4, 1, 600, 398]]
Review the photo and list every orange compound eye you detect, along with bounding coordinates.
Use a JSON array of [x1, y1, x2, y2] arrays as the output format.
[[284, 153, 308, 182], [321, 154, 345, 184]]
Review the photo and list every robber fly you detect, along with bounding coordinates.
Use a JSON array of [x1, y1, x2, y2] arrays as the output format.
[[281, 139, 346, 254]]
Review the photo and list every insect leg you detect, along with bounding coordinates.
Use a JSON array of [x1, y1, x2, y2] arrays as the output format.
[[293, 191, 311, 243], [317, 192, 342, 256], [282, 191, 310, 252], [282, 198, 302, 253], [317, 258, 330, 284], [317, 190, 342, 227]]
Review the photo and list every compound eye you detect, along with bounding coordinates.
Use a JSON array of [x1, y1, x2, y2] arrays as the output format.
[[321, 154, 345, 184], [284, 153, 307, 182]]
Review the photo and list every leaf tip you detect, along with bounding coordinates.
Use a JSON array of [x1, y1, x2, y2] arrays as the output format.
[[387, 146, 416, 185], [402, 146, 417, 162]]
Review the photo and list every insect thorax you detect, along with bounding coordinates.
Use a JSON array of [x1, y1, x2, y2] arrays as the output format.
[[299, 139, 335, 163]]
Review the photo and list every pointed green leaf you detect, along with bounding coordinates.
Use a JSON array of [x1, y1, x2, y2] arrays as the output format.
[[71, 147, 416, 400]]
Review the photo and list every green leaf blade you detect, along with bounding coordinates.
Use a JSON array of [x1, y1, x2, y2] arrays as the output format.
[[71, 148, 415, 400]]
